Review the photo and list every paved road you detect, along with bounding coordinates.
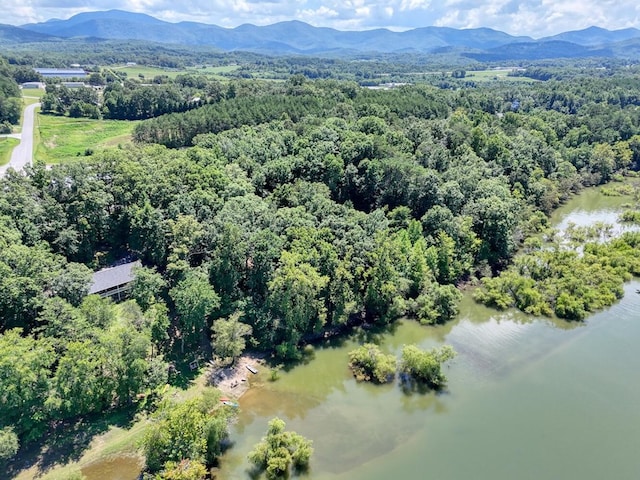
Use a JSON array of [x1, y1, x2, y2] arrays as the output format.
[[0, 102, 40, 177]]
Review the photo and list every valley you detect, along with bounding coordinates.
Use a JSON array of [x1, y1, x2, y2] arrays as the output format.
[[1, 7, 640, 480]]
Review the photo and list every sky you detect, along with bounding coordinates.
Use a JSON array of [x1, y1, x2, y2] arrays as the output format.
[[3, 0, 640, 38]]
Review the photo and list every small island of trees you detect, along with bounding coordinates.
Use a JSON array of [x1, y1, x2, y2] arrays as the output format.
[[348, 343, 457, 389]]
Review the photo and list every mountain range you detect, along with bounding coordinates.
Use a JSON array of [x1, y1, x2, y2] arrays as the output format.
[[2, 10, 640, 59]]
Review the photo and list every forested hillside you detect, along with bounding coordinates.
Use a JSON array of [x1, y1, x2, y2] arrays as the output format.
[[0, 58, 21, 131], [2, 72, 640, 470]]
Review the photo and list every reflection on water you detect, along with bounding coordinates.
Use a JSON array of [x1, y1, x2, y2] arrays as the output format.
[[81, 455, 143, 480], [551, 185, 638, 235]]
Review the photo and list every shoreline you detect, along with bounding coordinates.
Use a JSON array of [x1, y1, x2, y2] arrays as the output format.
[[208, 352, 267, 399]]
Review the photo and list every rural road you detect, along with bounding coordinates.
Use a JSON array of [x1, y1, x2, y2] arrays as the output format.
[[0, 102, 40, 177]]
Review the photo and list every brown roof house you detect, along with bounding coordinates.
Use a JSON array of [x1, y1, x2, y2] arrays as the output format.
[[89, 260, 140, 301]]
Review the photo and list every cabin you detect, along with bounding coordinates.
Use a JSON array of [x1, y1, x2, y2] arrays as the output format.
[[89, 260, 140, 301]]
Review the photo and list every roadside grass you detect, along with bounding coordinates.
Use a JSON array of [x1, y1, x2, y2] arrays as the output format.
[[34, 114, 138, 164], [14, 91, 44, 133], [0, 137, 19, 166]]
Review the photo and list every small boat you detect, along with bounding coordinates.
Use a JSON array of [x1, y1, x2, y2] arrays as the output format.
[[221, 400, 239, 408], [246, 365, 258, 374]]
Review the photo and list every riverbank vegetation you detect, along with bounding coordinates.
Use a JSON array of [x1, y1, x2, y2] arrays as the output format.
[[2, 56, 640, 475], [475, 228, 640, 320], [620, 210, 640, 224], [141, 391, 232, 476]]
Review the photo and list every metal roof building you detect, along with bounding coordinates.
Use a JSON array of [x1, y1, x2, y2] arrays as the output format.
[[34, 68, 88, 78], [89, 260, 140, 301]]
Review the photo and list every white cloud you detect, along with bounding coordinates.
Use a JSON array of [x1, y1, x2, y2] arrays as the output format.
[[399, 0, 430, 12], [298, 5, 339, 22], [1, 0, 639, 37]]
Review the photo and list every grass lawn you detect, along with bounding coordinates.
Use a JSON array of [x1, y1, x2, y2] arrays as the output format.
[[106, 64, 239, 81], [0, 136, 19, 166], [465, 69, 538, 82], [13, 409, 148, 480], [34, 114, 138, 164], [110, 64, 184, 80], [12, 366, 217, 480], [22, 88, 46, 103]]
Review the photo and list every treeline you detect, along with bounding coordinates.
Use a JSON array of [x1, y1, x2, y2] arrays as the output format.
[[1, 73, 640, 460], [0, 58, 21, 131], [133, 91, 327, 147], [101, 82, 202, 120], [40, 75, 226, 120], [41, 83, 101, 118]]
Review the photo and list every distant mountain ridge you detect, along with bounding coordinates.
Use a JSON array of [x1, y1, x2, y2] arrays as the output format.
[[0, 23, 61, 43], [540, 26, 640, 46], [8, 9, 640, 59]]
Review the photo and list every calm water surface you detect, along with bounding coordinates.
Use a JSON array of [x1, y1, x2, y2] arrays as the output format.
[[217, 186, 640, 480]]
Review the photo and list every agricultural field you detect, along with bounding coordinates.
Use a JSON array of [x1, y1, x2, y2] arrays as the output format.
[[106, 63, 239, 81], [34, 113, 138, 164], [465, 68, 538, 82]]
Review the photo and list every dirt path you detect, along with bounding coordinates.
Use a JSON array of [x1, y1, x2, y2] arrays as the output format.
[[208, 353, 267, 399]]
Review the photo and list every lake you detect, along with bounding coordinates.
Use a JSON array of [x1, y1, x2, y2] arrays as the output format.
[[216, 186, 640, 480]]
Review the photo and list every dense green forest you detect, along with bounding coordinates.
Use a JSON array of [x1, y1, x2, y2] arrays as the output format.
[[0, 58, 21, 131], [2, 58, 640, 476]]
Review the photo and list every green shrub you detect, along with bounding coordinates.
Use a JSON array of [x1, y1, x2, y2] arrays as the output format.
[[348, 344, 397, 383]]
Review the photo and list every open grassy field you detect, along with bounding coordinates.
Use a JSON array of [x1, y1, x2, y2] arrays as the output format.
[[22, 88, 46, 102], [109, 64, 183, 80], [107, 64, 239, 81], [187, 65, 240, 80], [465, 69, 538, 82], [0, 136, 19, 166], [34, 114, 138, 164]]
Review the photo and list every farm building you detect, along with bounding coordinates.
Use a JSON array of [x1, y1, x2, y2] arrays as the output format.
[[34, 68, 88, 78], [21, 82, 45, 89]]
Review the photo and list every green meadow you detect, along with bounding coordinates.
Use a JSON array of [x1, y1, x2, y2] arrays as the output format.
[[34, 114, 138, 164]]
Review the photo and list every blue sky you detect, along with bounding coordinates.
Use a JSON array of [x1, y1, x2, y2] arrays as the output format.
[[4, 0, 640, 37]]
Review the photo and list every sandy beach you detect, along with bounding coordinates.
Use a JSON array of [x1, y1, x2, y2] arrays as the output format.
[[208, 353, 267, 399]]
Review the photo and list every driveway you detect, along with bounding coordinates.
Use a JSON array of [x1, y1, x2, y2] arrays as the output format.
[[0, 102, 40, 177]]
